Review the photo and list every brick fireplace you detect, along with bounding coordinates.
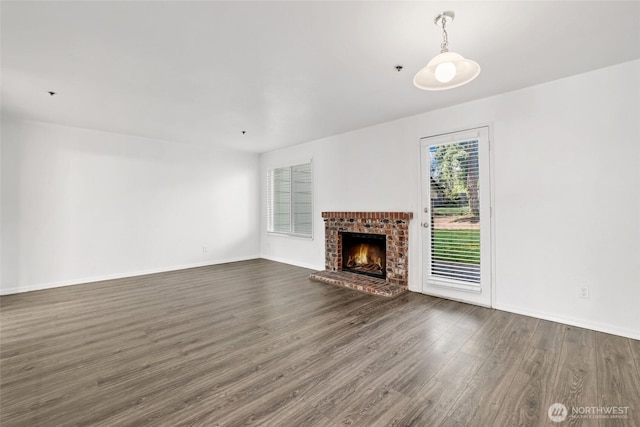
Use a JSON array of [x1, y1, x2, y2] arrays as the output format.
[[309, 211, 413, 297]]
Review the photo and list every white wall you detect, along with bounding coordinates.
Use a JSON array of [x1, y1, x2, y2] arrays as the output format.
[[1, 119, 261, 294], [261, 60, 640, 339]]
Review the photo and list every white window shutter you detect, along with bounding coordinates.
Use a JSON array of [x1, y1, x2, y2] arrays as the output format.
[[292, 163, 312, 236], [267, 163, 312, 237]]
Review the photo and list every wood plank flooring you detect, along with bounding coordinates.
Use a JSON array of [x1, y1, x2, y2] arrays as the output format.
[[1, 259, 639, 426]]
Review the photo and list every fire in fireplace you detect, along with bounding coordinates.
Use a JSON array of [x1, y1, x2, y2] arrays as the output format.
[[341, 232, 386, 279]]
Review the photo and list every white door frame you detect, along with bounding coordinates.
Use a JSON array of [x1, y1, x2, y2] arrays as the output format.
[[417, 125, 495, 308]]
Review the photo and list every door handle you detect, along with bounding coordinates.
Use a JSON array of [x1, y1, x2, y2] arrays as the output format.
[[422, 222, 429, 228]]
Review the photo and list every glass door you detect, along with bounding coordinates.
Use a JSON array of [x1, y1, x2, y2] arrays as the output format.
[[420, 127, 491, 306]]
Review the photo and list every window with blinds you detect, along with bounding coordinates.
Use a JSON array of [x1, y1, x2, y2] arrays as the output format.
[[267, 163, 313, 237]]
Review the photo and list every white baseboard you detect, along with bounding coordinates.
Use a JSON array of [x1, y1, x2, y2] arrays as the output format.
[[0, 255, 260, 296], [260, 255, 323, 271], [495, 303, 640, 341]]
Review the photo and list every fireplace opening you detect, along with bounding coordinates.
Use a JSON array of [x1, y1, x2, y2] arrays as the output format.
[[341, 232, 386, 279]]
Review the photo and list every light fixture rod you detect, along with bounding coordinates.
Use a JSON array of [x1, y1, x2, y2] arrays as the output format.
[[440, 18, 449, 52], [434, 11, 455, 53]]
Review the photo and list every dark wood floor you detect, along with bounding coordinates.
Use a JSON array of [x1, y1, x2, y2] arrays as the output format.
[[1, 259, 639, 426]]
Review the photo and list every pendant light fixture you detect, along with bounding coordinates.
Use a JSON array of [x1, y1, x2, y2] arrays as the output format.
[[413, 11, 480, 91]]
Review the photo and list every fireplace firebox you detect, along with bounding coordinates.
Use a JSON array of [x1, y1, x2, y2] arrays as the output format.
[[341, 232, 386, 279]]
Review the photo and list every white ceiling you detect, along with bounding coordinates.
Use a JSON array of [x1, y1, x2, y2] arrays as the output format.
[[2, 1, 639, 153]]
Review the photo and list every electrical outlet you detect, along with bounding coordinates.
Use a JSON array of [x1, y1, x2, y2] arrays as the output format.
[[579, 286, 589, 299], [202, 246, 208, 253]]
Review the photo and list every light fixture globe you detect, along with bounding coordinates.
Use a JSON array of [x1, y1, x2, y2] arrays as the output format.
[[413, 11, 481, 91], [413, 51, 481, 90]]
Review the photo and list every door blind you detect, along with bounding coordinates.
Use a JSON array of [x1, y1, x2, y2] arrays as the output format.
[[429, 140, 480, 284]]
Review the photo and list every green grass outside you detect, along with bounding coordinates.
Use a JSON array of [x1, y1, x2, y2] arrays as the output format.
[[432, 229, 480, 265], [432, 206, 471, 216]]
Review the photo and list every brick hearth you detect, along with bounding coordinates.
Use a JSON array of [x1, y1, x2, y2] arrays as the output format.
[[310, 211, 413, 297]]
